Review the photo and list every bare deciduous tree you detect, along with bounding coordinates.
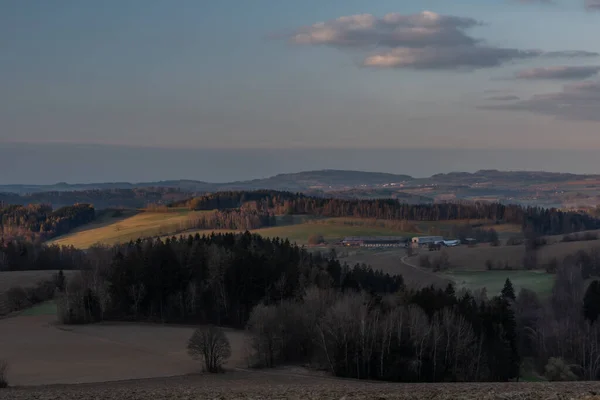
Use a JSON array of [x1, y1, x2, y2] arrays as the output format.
[[187, 326, 231, 373]]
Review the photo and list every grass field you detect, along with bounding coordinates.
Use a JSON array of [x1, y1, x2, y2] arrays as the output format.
[[19, 301, 58, 316], [49, 213, 421, 248], [447, 270, 554, 298], [48, 209, 529, 249], [48, 210, 210, 248], [343, 248, 556, 296]]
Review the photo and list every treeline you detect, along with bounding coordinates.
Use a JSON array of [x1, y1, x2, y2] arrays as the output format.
[[175, 190, 600, 235], [0, 188, 192, 210], [0, 241, 86, 271], [191, 209, 277, 231], [57, 233, 404, 328], [0, 203, 95, 241], [173, 190, 302, 211], [246, 284, 519, 382]]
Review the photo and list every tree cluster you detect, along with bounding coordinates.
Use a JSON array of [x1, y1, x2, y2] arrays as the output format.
[[0, 241, 86, 272], [246, 283, 520, 382], [0, 203, 95, 241], [55, 233, 404, 327], [191, 209, 276, 231], [451, 224, 499, 245]]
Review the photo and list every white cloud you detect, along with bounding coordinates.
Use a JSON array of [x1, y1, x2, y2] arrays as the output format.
[[286, 11, 597, 71], [291, 11, 478, 49]]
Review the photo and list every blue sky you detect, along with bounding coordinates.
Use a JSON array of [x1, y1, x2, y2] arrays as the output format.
[[2, 0, 600, 164]]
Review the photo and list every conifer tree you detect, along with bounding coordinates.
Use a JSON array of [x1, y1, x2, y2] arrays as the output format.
[[501, 278, 516, 301]]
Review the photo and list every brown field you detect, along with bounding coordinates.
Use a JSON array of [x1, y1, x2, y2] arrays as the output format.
[[0, 314, 248, 387], [4, 370, 600, 399], [341, 248, 450, 288]]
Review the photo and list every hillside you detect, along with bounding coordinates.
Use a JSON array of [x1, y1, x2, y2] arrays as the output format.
[[4, 169, 600, 209]]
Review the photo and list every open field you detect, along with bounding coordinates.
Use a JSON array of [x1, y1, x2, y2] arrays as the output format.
[[448, 270, 555, 298], [342, 249, 451, 288], [4, 371, 600, 400], [0, 314, 248, 386], [441, 239, 600, 271], [50, 214, 421, 248], [48, 210, 209, 248], [342, 249, 556, 296]]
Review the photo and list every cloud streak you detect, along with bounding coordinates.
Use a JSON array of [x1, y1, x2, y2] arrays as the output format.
[[287, 11, 597, 71], [516, 66, 600, 80], [480, 81, 600, 121], [486, 95, 521, 101], [586, 0, 600, 10]]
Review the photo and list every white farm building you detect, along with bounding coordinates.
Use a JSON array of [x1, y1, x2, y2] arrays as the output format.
[[411, 236, 444, 247]]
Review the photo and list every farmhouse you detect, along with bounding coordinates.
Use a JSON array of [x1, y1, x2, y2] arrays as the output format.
[[341, 236, 407, 248], [411, 236, 444, 247]]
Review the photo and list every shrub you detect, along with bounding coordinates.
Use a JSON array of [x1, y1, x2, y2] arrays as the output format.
[[561, 232, 599, 243], [544, 357, 577, 381], [506, 237, 524, 246], [187, 326, 231, 373], [419, 255, 431, 268], [307, 234, 325, 245], [6, 287, 30, 312], [0, 359, 8, 388]]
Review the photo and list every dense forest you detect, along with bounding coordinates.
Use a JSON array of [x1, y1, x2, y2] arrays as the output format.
[[176, 190, 600, 235], [0, 203, 95, 241]]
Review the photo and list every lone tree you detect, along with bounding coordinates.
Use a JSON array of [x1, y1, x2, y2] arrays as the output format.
[[187, 326, 231, 373], [501, 278, 516, 301]]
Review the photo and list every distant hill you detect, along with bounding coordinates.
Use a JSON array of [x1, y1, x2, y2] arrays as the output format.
[[3, 169, 600, 209], [0, 170, 413, 194]]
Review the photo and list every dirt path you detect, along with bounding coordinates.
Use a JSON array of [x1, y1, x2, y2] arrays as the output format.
[[400, 254, 440, 279]]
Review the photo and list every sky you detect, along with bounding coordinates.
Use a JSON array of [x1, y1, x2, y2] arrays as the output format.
[[2, 0, 600, 183]]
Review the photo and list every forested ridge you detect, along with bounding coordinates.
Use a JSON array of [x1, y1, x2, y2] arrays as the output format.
[[175, 190, 600, 235], [0, 203, 95, 241], [0, 187, 190, 209]]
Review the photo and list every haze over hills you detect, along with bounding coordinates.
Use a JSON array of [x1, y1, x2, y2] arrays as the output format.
[[2, 169, 600, 209]]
